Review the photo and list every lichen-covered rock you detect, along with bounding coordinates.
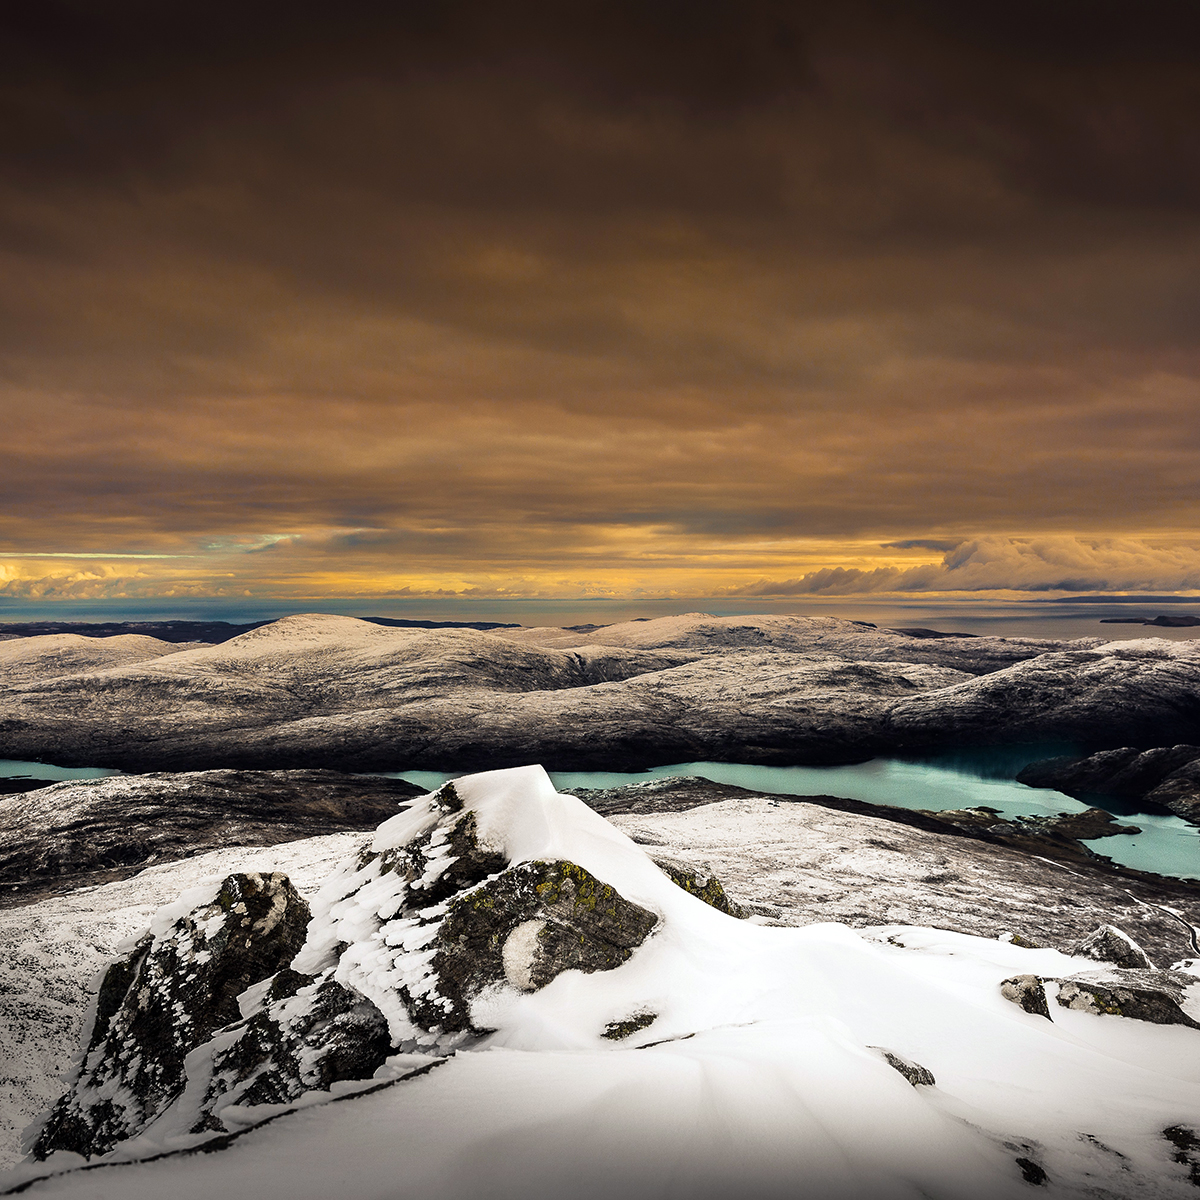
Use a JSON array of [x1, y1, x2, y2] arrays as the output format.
[[1000, 975, 1052, 1019], [182, 969, 391, 1134], [1055, 969, 1200, 1028], [650, 856, 750, 918], [30, 872, 310, 1160], [1068, 924, 1155, 970], [295, 781, 660, 1045]]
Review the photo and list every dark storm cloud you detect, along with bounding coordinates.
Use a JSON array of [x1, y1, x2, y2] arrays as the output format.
[[3, 1, 1200, 597]]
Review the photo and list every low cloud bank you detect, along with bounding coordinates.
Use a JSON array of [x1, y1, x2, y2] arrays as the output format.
[[728, 537, 1200, 596]]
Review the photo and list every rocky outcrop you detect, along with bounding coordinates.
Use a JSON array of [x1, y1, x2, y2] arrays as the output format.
[[2, 613, 1199, 774], [1055, 969, 1200, 1028], [1068, 924, 1155, 969], [296, 782, 660, 1042], [1018, 745, 1200, 824], [0, 770, 423, 906], [1146, 760, 1200, 823], [30, 872, 311, 1159], [1163, 1126, 1200, 1187], [26, 776, 671, 1161]]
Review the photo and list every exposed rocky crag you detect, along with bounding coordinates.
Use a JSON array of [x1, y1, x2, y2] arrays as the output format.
[[2, 613, 1198, 773], [0, 770, 423, 906], [1018, 745, 1200, 823], [24, 780, 693, 1162], [30, 872, 311, 1159]]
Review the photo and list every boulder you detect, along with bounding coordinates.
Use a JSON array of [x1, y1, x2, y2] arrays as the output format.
[[1000, 975, 1052, 1019], [30, 872, 310, 1160], [1068, 924, 1155, 970], [1054, 969, 1200, 1028]]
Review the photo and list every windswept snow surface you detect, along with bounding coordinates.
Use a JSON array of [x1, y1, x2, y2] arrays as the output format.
[[6, 767, 1200, 1199]]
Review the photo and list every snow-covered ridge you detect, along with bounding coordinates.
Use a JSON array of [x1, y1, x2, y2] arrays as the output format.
[[1, 612, 1197, 774], [6, 766, 1200, 1199]]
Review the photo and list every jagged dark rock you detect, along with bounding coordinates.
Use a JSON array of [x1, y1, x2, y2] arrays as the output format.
[[1068, 924, 1155, 970], [872, 1048, 936, 1086], [1163, 1126, 1200, 1187], [1018, 745, 1200, 825], [1147, 760, 1200, 824], [1015, 1157, 1049, 1186], [187, 969, 391, 1133], [1000, 975, 1052, 1019], [3, 613, 1199, 774], [650, 855, 750, 918], [30, 872, 311, 1160], [0, 769, 422, 906], [1054, 969, 1200, 1028]]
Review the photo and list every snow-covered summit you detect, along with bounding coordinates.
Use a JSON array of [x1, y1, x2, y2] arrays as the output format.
[[9, 766, 1200, 1199]]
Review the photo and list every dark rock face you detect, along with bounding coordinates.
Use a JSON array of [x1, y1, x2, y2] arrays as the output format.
[[188, 969, 391, 1133], [1055, 969, 1200, 1028], [0, 770, 422, 906], [872, 1048, 936, 1086], [1018, 745, 1200, 824], [31, 873, 310, 1160], [650, 855, 750, 918], [1147, 760, 1200, 823], [1068, 924, 1155, 970], [1000, 975, 1052, 1019], [601, 1012, 658, 1040]]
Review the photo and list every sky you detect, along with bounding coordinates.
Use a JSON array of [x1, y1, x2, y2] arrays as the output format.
[[4, 0, 1200, 609]]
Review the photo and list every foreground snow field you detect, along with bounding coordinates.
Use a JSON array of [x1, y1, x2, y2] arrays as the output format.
[[3, 766, 1199, 1199]]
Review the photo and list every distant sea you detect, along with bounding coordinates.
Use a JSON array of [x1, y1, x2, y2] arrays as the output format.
[[2, 595, 1200, 642]]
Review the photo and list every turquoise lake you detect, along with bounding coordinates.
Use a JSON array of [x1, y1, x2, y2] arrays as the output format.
[[389, 755, 1200, 882]]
